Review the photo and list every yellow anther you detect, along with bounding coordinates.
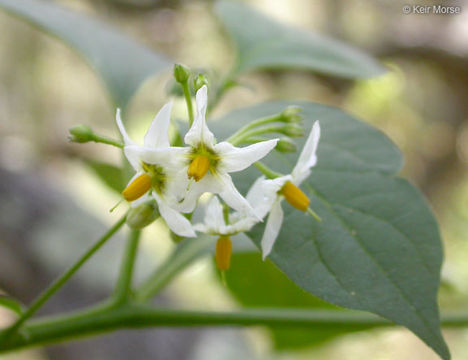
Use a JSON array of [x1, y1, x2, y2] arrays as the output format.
[[280, 181, 310, 212], [188, 155, 210, 182], [216, 236, 232, 271], [122, 173, 152, 201]]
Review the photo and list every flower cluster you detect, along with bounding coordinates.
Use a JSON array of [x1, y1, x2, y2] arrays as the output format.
[[116, 85, 321, 270]]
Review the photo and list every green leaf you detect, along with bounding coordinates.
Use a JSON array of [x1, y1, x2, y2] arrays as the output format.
[[213, 102, 449, 360], [0, 295, 23, 316], [0, 0, 171, 107], [215, 1, 385, 79], [85, 159, 127, 194], [224, 252, 374, 349]]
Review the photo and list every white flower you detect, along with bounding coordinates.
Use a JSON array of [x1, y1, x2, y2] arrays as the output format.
[[178, 85, 279, 217], [193, 186, 262, 236], [257, 121, 321, 259], [116, 103, 196, 237], [193, 180, 268, 271]]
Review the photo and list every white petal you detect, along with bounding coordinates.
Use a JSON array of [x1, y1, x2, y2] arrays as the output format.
[[116, 108, 137, 146], [144, 101, 173, 148], [217, 173, 256, 217], [216, 139, 279, 173], [292, 121, 321, 185], [174, 172, 223, 213], [193, 223, 210, 233], [155, 194, 196, 237], [204, 196, 225, 229], [261, 199, 284, 260], [246, 176, 282, 220], [184, 85, 215, 148], [228, 215, 259, 234], [124, 145, 187, 170], [123, 147, 144, 172], [129, 192, 151, 208]]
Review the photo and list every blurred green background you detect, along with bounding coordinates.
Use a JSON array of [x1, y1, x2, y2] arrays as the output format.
[[1, 0, 468, 359]]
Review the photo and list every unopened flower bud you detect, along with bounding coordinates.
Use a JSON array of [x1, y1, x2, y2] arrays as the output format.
[[280, 106, 302, 123], [126, 200, 160, 229], [193, 74, 209, 92], [281, 124, 304, 137], [173, 63, 190, 83], [276, 137, 297, 153], [69, 125, 94, 143]]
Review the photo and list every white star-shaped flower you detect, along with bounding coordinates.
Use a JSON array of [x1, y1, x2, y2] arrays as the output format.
[[116, 103, 196, 237], [193, 179, 268, 270], [256, 121, 321, 259], [179, 85, 279, 217]]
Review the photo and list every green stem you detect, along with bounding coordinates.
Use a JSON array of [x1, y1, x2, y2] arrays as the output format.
[[254, 162, 282, 179], [113, 230, 141, 304], [134, 236, 214, 302], [182, 82, 194, 127], [91, 134, 124, 148], [2, 305, 468, 353], [3, 215, 127, 339], [227, 116, 284, 145]]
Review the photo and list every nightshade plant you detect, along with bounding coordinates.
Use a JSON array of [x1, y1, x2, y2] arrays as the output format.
[[0, 0, 456, 359]]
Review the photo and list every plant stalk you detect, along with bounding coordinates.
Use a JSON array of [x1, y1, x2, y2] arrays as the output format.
[[2, 215, 127, 340]]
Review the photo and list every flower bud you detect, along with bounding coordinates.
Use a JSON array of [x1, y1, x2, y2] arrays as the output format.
[[69, 125, 94, 143], [275, 137, 297, 153], [281, 124, 304, 137], [280, 106, 302, 123], [126, 200, 160, 229], [193, 74, 209, 92], [173, 63, 190, 83]]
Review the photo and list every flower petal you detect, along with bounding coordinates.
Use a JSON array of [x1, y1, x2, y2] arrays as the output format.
[[246, 176, 284, 220], [123, 147, 144, 172], [184, 85, 215, 148], [129, 192, 151, 208], [292, 121, 321, 185], [261, 199, 284, 260], [124, 145, 187, 170], [174, 172, 223, 213], [155, 194, 196, 237], [216, 139, 279, 173], [217, 173, 256, 217], [204, 196, 225, 229], [116, 108, 137, 146], [144, 101, 173, 148]]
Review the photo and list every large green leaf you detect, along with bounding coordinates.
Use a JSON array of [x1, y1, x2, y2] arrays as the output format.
[[215, 1, 385, 79], [212, 102, 449, 360], [224, 252, 374, 349], [0, 0, 171, 107]]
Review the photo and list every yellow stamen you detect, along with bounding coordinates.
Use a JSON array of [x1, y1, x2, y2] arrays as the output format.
[[216, 236, 232, 271], [122, 173, 152, 201], [188, 155, 210, 182], [280, 181, 310, 211]]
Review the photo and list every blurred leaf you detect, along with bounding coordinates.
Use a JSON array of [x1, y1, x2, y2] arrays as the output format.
[[85, 159, 126, 194], [0, 0, 171, 108], [0, 295, 23, 316], [215, 0, 385, 79], [213, 102, 449, 360], [225, 252, 373, 349]]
